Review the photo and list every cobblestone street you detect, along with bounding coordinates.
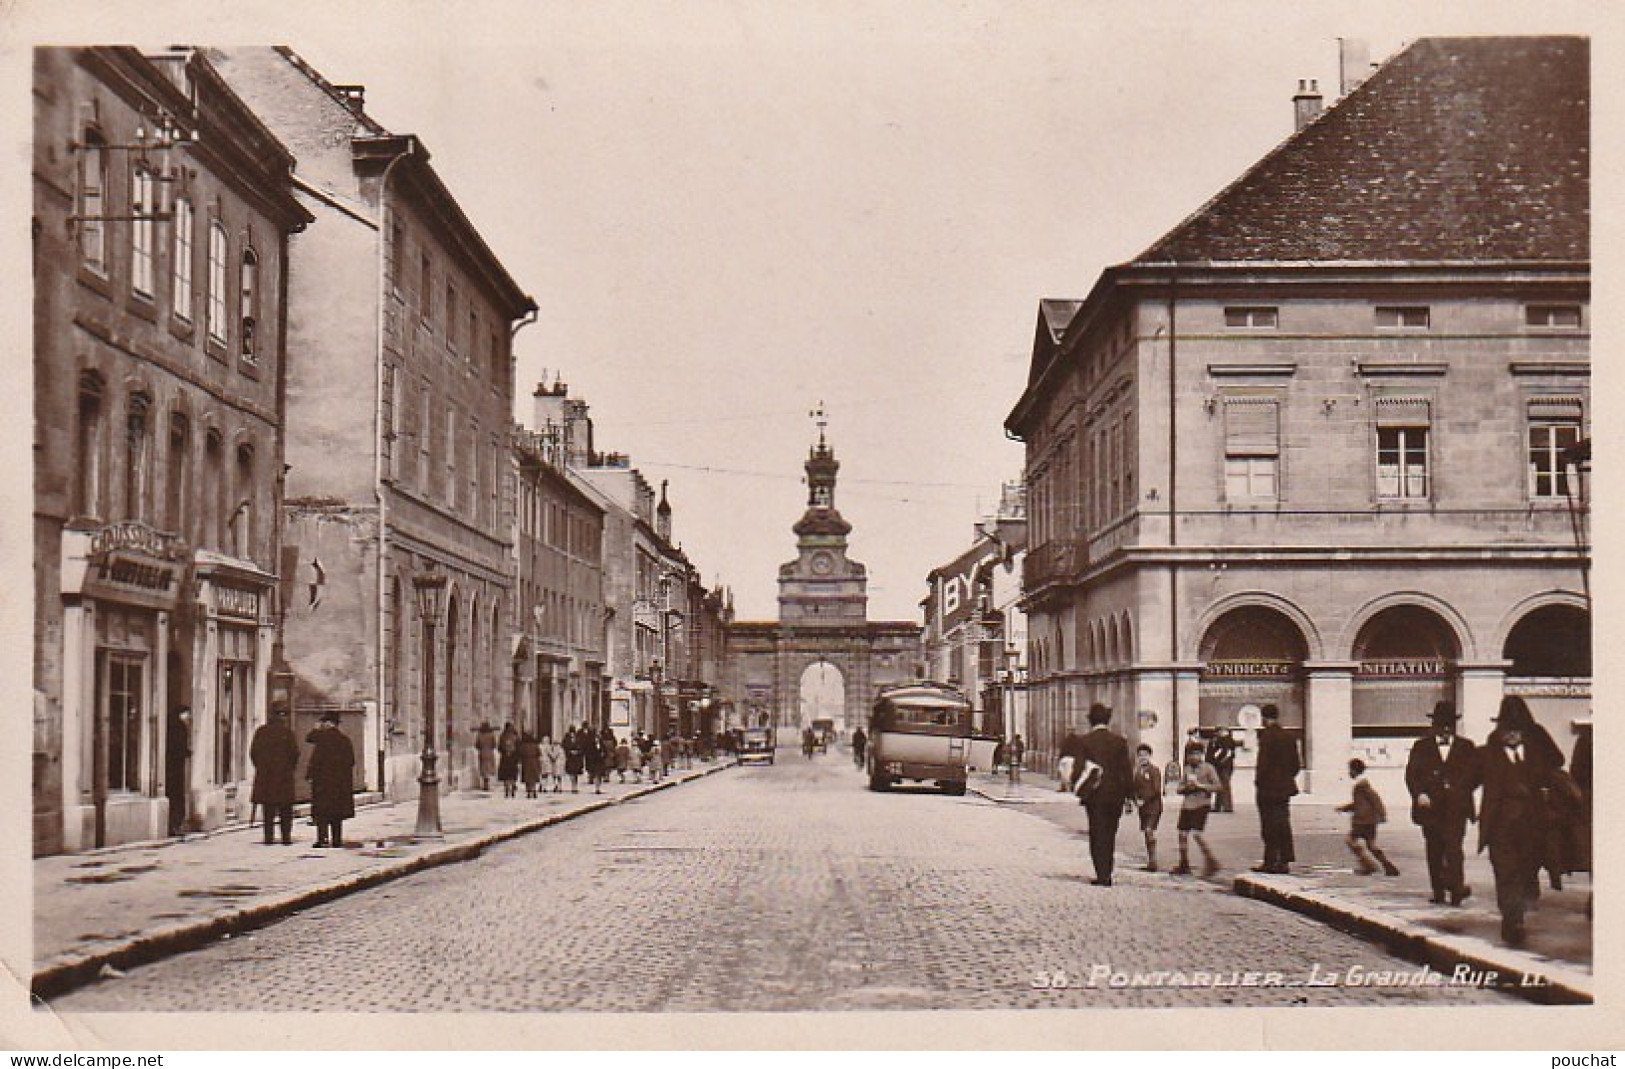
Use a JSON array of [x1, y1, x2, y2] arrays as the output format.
[[53, 752, 1516, 1012]]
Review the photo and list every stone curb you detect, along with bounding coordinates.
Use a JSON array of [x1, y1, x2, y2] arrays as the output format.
[[32, 760, 736, 1002], [1232, 874, 1593, 1006]]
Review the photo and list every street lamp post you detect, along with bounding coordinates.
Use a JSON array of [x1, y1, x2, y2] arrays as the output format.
[[413, 570, 448, 840], [650, 659, 663, 740]]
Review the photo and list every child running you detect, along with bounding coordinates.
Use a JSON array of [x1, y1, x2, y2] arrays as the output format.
[[1339, 758, 1401, 876]]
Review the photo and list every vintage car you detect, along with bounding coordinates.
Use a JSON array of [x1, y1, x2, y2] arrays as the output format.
[[739, 726, 776, 765]]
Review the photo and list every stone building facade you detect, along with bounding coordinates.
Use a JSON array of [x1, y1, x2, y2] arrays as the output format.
[[1006, 38, 1590, 796], [32, 47, 310, 853], [209, 47, 536, 799], [513, 381, 607, 740]]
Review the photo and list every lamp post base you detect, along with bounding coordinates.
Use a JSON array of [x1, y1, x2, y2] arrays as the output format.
[[413, 749, 444, 840]]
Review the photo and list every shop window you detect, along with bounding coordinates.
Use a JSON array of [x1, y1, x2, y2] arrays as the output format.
[[215, 628, 255, 784], [104, 653, 145, 792], [1504, 604, 1590, 678], [1351, 605, 1459, 737], [1527, 398, 1583, 500]]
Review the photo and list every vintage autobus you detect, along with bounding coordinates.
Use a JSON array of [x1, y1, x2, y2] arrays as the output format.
[[865, 682, 998, 794]]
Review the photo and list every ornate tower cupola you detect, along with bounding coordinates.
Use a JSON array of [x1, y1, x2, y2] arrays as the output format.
[[779, 402, 867, 625], [793, 405, 852, 538]]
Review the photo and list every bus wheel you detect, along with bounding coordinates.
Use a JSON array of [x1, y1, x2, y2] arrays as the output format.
[[943, 780, 967, 796], [868, 768, 890, 792]]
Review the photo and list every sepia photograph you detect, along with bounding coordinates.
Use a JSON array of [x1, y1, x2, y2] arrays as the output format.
[[4, 0, 1616, 1052]]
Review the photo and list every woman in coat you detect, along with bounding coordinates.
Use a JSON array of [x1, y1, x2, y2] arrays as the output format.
[[306, 713, 356, 848], [497, 721, 521, 798], [583, 729, 606, 794], [562, 727, 586, 793], [542, 734, 565, 792], [518, 730, 542, 798], [473, 720, 499, 791]]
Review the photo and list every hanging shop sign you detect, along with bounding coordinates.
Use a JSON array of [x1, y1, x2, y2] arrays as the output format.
[[213, 584, 262, 621]]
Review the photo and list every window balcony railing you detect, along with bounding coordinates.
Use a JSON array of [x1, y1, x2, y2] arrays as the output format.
[[1022, 538, 1088, 590]]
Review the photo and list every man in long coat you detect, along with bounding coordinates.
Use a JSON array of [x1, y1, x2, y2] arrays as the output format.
[[1076, 703, 1134, 886], [1478, 696, 1559, 947], [306, 712, 356, 848], [250, 704, 301, 845], [1252, 703, 1300, 874], [1404, 700, 1477, 905], [165, 707, 193, 836]]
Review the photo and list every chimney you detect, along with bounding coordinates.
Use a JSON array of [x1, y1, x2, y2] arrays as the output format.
[[1338, 38, 1372, 96], [1292, 78, 1323, 131], [563, 399, 593, 468], [532, 379, 567, 436]]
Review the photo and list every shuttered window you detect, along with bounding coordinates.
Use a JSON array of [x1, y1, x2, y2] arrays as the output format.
[[1224, 397, 1279, 456]]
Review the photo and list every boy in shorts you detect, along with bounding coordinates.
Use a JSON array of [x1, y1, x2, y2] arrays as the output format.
[[1172, 743, 1222, 878], [1132, 743, 1164, 871]]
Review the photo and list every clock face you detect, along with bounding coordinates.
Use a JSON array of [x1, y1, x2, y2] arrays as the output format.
[[810, 551, 834, 575]]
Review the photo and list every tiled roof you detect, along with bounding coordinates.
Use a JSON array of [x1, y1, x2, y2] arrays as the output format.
[[1136, 36, 1588, 264]]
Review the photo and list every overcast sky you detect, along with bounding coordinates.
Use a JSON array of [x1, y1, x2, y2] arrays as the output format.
[[12, 0, 1605, 620]]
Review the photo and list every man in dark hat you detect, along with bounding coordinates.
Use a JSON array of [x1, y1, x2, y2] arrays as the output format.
[[1477, 695, 1560, 947], [307, 711, 356, 848], [250, 703, 301, 845], [1404, 700, 1477, 905], [1075, 703, 1134, 886], [1252, 703, 1300, 874], [165, 706, 193, 836]]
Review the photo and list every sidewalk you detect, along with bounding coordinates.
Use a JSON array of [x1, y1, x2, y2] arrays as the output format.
[[970, 770, 1593, 1004], [32, 759, 735, 1001]]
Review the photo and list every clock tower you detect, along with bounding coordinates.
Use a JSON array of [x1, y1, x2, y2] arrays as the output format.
[[778, 405, 868, 625]]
